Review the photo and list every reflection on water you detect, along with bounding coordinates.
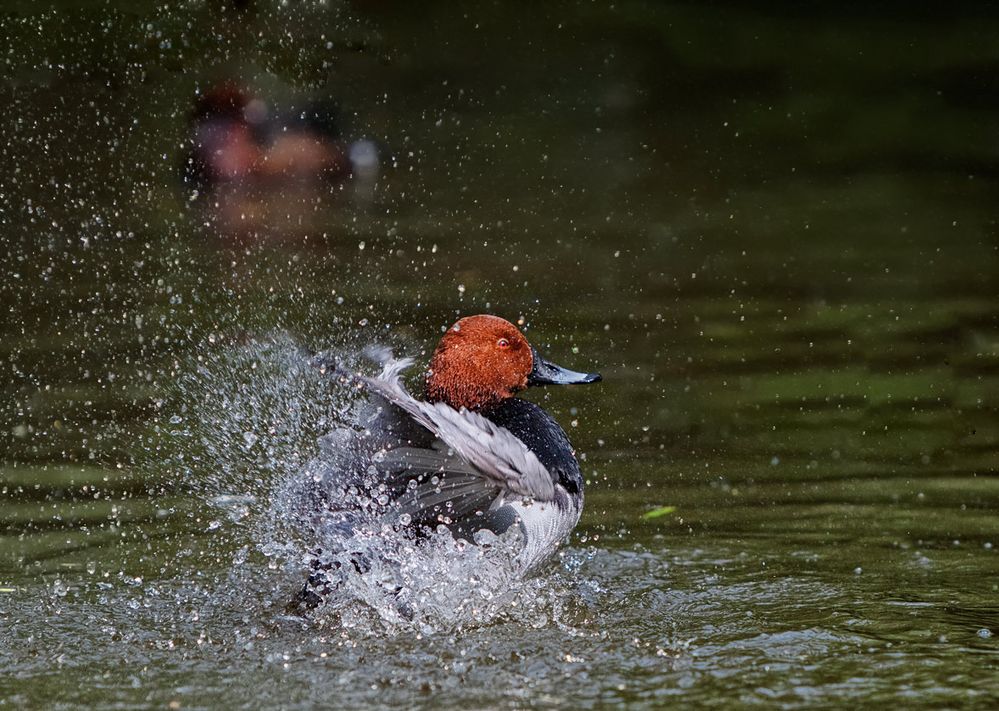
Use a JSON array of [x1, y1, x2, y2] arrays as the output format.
[[2, 0, 999, 707]]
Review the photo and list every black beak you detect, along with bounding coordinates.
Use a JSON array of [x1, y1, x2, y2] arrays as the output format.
[[527, 347, 602, 387]]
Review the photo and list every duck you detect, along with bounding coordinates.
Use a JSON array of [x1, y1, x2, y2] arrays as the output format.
[[182, 83, 353, 190], [294, 314, 601, 609]]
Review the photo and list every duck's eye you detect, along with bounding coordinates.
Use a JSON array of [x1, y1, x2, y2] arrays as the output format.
[[497, 338, 510, 349]]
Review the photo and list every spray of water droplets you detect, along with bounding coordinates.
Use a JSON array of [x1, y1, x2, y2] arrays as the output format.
[[138, 333, 580, 635]]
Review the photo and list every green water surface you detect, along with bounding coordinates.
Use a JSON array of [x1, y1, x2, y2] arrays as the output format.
[[2, 2, 998, 707]]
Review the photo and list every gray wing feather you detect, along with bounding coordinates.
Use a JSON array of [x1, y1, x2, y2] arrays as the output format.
[[375, 446, 500, 520], [358, 358, 557, 502]]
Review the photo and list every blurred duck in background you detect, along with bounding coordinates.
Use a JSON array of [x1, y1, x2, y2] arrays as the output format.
[[183, 82, 363, 187], [182, 81, 381, 240]]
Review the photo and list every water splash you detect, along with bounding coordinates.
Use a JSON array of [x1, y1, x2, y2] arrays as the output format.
[[143, 333, 578, 635]]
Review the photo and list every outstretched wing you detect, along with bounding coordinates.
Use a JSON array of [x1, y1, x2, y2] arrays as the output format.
[[373, 442, 502, 523], [358, 357, 557, 504]]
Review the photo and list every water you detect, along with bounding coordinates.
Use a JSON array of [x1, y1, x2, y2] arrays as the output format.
[[2, 1, 999, 707]]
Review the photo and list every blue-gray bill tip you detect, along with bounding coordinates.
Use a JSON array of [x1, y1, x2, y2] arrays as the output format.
[[528, 348, 602, 386]]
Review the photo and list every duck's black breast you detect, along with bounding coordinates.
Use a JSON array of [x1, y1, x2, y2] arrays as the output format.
[[484, 397, 583, 496]]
